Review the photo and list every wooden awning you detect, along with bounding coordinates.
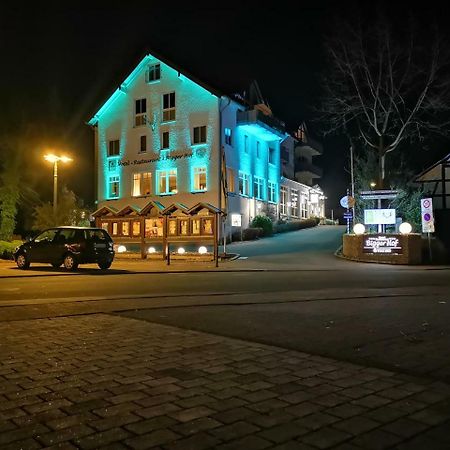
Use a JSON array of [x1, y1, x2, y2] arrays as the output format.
[[91, 205, 119, 218]]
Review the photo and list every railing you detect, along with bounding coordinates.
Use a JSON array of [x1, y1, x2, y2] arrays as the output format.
[[237, 109, 285, 135]]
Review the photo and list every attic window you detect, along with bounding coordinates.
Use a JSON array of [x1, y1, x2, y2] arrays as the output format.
[[146, 63, 161, 82]]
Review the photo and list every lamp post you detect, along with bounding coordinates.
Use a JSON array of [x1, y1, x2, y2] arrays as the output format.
[[44, 154, 72, 217]]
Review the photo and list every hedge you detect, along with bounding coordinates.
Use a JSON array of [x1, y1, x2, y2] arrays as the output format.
[[0, 240, 23, 260], [273, 218, 320, 234]]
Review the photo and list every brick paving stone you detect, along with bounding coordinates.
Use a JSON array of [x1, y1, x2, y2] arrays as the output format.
[[175, 394, 216, 408], [381, 417, 429, 438], [339, 386, 375, 400], [295, 412, 339, 430], [125, 415, 177, 434], [248, 398, 290, 413], [364, 405, 406, 423], [212, 406, 255, 424], [258, 422, 309, 443], [313, 393, 349, 408], [351, 394, 392, 409], [124, 428, 180, 449], [248, 411, 296, 428], [74, 427, 131, 449], [168, 405, 214, 422], [395, 434, 449, 450], [285, 401, 324, 418], [163, 431, 221, 450], [271, 442, 316, 450], [210, 420, 260, 441], [0, 423, 49, 446], [410, 405, 450, 425], [332, 416, 379, 435], [0, 438, 43, 450], [240, 390, 278, 403], [90, 413, 141, 432], [171, 416, 221, 436], [215, 434, 272, 450], [300, 426, 352, 449], [37, 424, 94, 447], [206, 397, 248, 412], [349, 429, 404, 450]]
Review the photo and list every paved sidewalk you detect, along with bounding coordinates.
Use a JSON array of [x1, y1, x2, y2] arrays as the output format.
[[1, 314, 450, 449]]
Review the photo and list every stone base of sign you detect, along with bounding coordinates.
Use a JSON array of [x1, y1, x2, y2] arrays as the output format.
[[342, 233, 422, 264]]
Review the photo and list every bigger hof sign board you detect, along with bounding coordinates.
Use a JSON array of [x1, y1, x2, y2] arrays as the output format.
[[421, 198, 435, 233], [363, 235, 403, 254]]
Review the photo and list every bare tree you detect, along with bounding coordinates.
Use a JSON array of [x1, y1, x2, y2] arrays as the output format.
[[319, 11, 450, 187]]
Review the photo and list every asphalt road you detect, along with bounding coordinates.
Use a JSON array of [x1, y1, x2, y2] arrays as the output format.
[[2, 225, 450, 382]]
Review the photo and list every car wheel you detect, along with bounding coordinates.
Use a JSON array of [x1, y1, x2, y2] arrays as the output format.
[[63, 254, 79, 271], [51, 262, 61, 268], [98, 261, 112, 270], [16, 253, 30, 270]]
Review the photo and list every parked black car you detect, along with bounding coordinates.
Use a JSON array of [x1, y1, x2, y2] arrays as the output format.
[[14, 227, 115, 270]]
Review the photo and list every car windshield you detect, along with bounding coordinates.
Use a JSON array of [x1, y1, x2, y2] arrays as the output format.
[[34, 229, 58, 243]]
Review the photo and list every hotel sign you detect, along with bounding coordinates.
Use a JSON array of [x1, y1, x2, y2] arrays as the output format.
[[363, 235, 403, 254]]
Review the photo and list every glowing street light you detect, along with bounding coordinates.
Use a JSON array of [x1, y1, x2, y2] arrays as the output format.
[[44, 154, 72, 216]]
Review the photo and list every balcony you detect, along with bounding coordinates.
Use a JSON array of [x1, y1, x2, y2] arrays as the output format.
[[295, 134, 323, 156], [295, 159, 323, 178], [237, 109, 285, 141]]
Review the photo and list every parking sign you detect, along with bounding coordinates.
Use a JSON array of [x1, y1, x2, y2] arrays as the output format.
[[421, 198, 435, 233]]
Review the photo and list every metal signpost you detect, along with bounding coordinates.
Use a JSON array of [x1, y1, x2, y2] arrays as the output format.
[[421, 198, 435, 261], [340, 191, 355, 233]]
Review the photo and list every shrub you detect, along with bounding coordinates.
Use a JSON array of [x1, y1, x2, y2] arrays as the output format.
[[0, 240, 23, 260], [274, 218, 319, 234], [251, 215, 273, 236], [242, 227, 264, 241]]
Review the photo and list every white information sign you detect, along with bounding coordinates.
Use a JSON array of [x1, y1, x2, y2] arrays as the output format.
[[421, 198, 435, 233], [231, 214, 242, 227], [364, 209, 396, 225]]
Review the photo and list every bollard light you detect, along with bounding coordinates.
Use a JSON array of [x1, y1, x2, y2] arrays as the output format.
[[399, 222, 412, 235], [353, 223, 366, 235], [117, 245, 127, 253], [198, 246, 207, 254], [177, 247, 185, 254]]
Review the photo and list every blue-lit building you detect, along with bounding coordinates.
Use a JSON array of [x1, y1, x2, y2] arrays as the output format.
[[88, 52, 325, 241]]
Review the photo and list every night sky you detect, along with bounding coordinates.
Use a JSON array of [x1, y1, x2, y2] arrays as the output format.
[[1, 1, 450, 219]]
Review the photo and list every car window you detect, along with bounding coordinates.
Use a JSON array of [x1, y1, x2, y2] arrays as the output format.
[[86, 229, 111, 242], [34, 229, 58, 243], [55, 229, 77, 243]]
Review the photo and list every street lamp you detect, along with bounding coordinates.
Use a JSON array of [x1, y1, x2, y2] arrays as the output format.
[[44, 154, 72, 216]]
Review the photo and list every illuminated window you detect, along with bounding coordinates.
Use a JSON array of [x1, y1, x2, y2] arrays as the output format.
[[192, 219, 201, 235], [135, 98, 147, 126], [301, 195, 308, 218], [162, 92, 176, 122], [108, 140, 120, 157], [132, 172, 152, 196], [169, 220, 177, 235], [291, 189, 299, 217], [145, 218, 163, 237], [109, 176, 119, 198], [256, 141, 260, 158], [269, 146, 276, 165], [101, 222, 109, 231], [244, 135, 249, 153], [253, 176, 264, 200], [239, 172, 250, 197], [112, 222, 118, 236], [225, 128, 232, 145], [161, 131, 169, 150], [268, 181, 277, 203], [140, 135, 147, 153], [157, 169, 177, 195], [203, 218, 213, 235], [179, 219, 189, 235], [193, 126, 207, 144], [227, 167, 235, 193], [122, 221, 130, 236], [146, 63, 161, 82], [132, 221, 141, 236], [193, 167, 207, 191], [280, 186, 288, 215]]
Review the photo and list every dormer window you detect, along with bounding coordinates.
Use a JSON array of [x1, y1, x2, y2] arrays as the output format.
[[146, 63, 161, 82]]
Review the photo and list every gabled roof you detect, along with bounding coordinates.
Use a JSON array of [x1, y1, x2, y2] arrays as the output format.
[[140, 200, 166, 215], [87, 49, 226, 126], [91, 205, 118, 217], [415, 153, 450, 182], [162, 203, 190, 215], [188, 202, 223, 215], [116, 205, 141, 216]]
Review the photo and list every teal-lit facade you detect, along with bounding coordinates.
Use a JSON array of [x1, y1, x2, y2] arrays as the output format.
[[89, 52, 324, 238]]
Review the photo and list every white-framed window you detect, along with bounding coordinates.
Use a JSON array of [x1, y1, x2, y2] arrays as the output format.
[[109, 176, 120, 198], [291, 189, 299, 217], [108, 140, 120, 157], [256, 141, 260, 158], [239, 171, 250, 197], [135, 98, 147, 126], [268, 181, 277, 203], [193, 167, 207, 191], [244, 135, 249, 153], [132, 172, 152, 196], [227, 167, 235, 193], [193, 126, 207, 144], [301, 194, 308, 218], [269, 146, 276, 165], [157, 169, 177, 195], [253, 176, 264, 200], [161, 131, 169, 150], [146, 63, 161, 82], [140, 135, 147, 153], [225, 128, 232, 145], [162, 92, 176, 122], [280, 186, 288, 215]]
